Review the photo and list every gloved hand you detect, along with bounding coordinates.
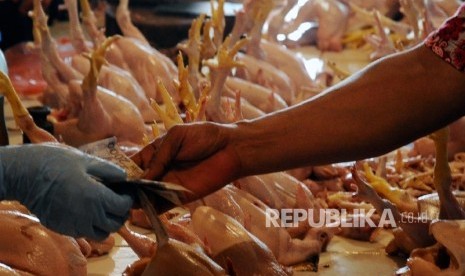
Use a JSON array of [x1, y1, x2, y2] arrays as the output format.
[[0, 143, 133, 240]]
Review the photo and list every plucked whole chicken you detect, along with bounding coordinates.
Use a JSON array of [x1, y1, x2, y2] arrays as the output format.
[[0, 201, 87, 276]]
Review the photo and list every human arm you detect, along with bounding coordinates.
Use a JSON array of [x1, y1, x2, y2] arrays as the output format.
[[0, 143, 133, 240], [133, 42, 465, 200], [233, 43, 465, 173]]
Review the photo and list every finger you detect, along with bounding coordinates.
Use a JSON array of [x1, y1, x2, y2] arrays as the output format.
[[143, 136, 181, 180], [94, 214, 126, 236], [130, 138, 163, 168], [86, 157, 127, 182], [100, 186, 133, 217], [89, 226, 110, 241], [161, 150, 239, 201], [88, 196, 128, 240]]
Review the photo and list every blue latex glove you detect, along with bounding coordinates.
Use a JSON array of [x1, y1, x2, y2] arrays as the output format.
[[0, 143, 133, 240]]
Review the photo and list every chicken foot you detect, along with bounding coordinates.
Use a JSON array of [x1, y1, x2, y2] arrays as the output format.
[[64, 0, 91, 53], [351, 166, 434, 249], [430, 127, 465, 219], [79, 0, 106, 47], [115, 0, 149, 45], [0, 71, 57, 143], [204, 36, 247, 122]]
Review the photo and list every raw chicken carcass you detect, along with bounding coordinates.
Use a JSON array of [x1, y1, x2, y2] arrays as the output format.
[[126, 238, 226, 276], [0, 203, 87, 276], [259, 39, 315, 96], [202, 186, 331, 266], [192, 206, 291, 275], [112, 37, 179, 103], [235, 52, 295, 104], [225, 76, 288, 113], [351, 165, 435, 255], [343, 0, 400, 18], [405, 220, 465, 276], [115, 0, 149, 45], [32, 18, 147, 147], [77, 0, 179, 103], [71, 55, 158, 122], [269, 0, 350, 50], [63, 0, 157, 122], [431, 0, 462, 18], [52, 68, 147, 147]]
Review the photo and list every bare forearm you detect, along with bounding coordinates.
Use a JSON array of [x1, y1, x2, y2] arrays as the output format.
[[232, 44, 465, 176]]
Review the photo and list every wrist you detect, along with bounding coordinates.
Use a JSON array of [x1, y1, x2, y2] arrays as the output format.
[[230, 119, 279, 176]]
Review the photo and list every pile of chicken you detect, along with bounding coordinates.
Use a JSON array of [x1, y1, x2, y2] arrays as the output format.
[[2, 0, 465, 275]]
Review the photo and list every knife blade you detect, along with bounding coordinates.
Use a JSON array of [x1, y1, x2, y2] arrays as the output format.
[[138, 188, 169, 247]]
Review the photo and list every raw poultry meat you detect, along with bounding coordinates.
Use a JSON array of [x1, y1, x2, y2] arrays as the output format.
[[364, 10, 398, 60], [308, 0, 351, 51], [78, 0, 105, 49], [31, 0, 147, 147], [265, 0, 299, 42], [432, 0, 462, 15], [118, 224, 156, 258], [191, 206, 291, 275], [62, 0, 158, 122], [130, 238, 226, 276], [358, 162, 418, 214], [224, 76, 288, 113], [215, 1, 312, 105], [409, 117, 465, 160], [351, 165, 435, 254], [266, 0, 350, 51], [220, 95, 265, 120], [71, 55, 158, 122], [0, 71, 57, 144], [203, 37, 248, 122], [346, 1, 411, 37], [259, 39, 316, 97], [342, 0, 400, 18], [75, 0, 179, 103], [427, 128, 465, 219], [200, 185, 332, 266], [235, 52, 295, 104], [236, 171, 322, 211], [405, 220, 465, 275], [0, 201, 87, 276], [50, 59, 147, 147], [112, 38, 179, 104], [115, 0, 149, 45], [64, 0, 91, 54], [76, 236, 115, 257], [350, 128, 465, 259]]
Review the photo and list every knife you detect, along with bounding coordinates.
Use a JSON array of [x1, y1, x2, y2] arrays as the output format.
[[138, 188, 169, 247]]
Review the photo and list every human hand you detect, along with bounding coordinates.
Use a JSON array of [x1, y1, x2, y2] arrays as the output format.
[[131, 122, 242, 201], [0, 143, 133, 240]]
